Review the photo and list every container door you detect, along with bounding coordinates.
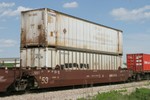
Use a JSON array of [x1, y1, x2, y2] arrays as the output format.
[[47, 11, 56, 46], [31, 48, 45, 67], [127, 54, 135, 71], [21, 48, 47, 68], [33, 48, 45, 67], [21, 10, 45, 47], [135, 54, 143, 72]]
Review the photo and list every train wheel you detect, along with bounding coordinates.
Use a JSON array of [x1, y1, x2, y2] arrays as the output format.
[[127, 77, 132, 82], [136, 74, 141, 81], [146, 74, 150, 80], [14, 79, 28, 92]]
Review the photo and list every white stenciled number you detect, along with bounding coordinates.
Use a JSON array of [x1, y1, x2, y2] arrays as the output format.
[[41, 77, 49, 84]]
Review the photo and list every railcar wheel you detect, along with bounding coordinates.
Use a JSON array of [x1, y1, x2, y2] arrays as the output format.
[[14, 79, 28, 92], [127, 77, 132, 82], [136, 74, 141, 81], [26, 76, 38, 90]]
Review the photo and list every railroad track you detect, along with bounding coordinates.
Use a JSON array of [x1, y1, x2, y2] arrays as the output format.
[[0, 80, 150, 100]]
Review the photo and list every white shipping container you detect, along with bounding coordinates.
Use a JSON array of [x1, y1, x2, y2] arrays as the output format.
[[20, 47, 122, 70], [21, 8, 123, 55]]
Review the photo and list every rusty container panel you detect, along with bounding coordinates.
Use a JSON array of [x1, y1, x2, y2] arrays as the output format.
[[56, 13, 122, 54], [21, 48, 46, 67], [21, 8, 122, 55], [21, 9, 46, 47], [21, 48, 57, 68], [47, 10, 57, 46], [21, 47, 122, 70]]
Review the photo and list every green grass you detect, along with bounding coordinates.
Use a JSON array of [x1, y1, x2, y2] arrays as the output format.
[[0, 63, 15, 67], [128, 88, 150, 100], [78, 88, 150, 100]]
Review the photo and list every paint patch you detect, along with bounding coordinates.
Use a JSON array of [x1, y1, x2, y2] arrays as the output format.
[[0, 76, 7, 82]]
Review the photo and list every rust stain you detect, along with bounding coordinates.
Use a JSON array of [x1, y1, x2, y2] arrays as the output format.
[[21, 28, 26, 47], [57, 41, 64, 46], [38, 24, 45, 46], [48, 16, 51, 23], [50, 32, 53, 37]]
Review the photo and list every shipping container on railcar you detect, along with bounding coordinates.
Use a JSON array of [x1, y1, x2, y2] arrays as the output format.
[[16, 8, 133, 91], [21, 8, 123, 55], [127, 53, 150, 72], [20, 47, 122, 70]]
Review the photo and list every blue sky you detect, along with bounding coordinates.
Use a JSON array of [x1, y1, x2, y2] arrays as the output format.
[[0, 0, 150, 62]]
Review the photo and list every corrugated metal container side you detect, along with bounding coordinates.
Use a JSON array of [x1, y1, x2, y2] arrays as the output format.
[[21, 47, 122, 70], [21, 8, 123, 55], [127, 53, 150, 72]]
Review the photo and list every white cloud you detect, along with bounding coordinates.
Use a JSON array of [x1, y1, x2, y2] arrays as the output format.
[[0, 6, 32, 17], [63, 1, 78, 8], [0, 39, 17, 47], [0, 2, 32, 18], [0, 2, 15, 8], [111, 5, 150, 21]]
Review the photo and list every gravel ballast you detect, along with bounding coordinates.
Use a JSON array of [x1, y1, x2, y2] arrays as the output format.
[[1, 81, 150, 100]]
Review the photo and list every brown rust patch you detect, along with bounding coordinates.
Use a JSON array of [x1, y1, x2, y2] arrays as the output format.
[[38, 24, 46, 46], [48, 16, 51, 23], [21, 28, 26, 47]]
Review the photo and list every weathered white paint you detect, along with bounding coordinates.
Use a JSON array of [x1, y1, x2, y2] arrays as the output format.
[[21, 47, 122, 70], [21, 8, 122, 54]]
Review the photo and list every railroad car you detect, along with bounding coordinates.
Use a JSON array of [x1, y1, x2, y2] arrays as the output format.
[[20, 8, 131, 91], [0, 8, 148, 93], [127, 53, 150, 80]]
